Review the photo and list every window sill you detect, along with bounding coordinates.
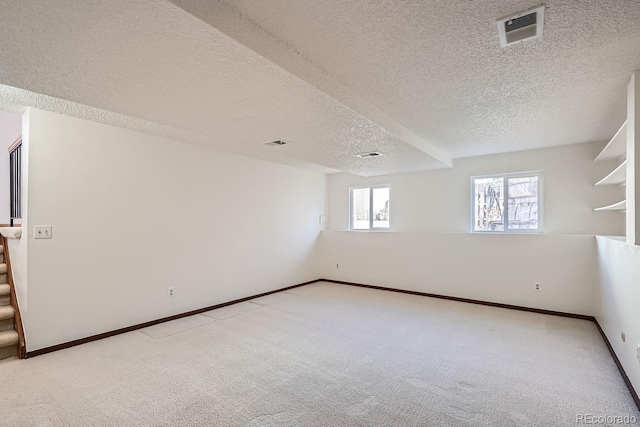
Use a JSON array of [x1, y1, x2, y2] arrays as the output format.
[[595, 235, 626, 242], [470, 231, 543, 235], [325, 230, 602, 237]]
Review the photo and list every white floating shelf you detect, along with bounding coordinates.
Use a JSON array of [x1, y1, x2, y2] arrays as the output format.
[[595, 160, 627, 186], [594, 121, 627, 161], [594, 200, 626, 212]]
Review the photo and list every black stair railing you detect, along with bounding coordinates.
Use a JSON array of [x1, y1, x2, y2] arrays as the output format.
[[9, 138, 21, 227]]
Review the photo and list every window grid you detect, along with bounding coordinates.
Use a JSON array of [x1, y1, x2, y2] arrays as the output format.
[[471, 171, 543, 234], [349, 185, 390, 231]]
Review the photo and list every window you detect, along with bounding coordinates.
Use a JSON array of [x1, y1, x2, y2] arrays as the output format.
[[350, 186, 390, 230], [471, 171, 542, 233]]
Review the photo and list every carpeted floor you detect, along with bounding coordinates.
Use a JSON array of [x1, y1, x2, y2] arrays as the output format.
[[0, 282, 638, 426]]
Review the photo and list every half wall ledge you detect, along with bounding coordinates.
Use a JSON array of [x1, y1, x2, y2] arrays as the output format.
[[0, 228, 22, 239]]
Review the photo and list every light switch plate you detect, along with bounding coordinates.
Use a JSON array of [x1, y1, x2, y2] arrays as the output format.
[[34, 225, 52, 239]]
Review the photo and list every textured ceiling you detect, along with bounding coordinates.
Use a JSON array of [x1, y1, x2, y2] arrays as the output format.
[[173, 0, 640, 158], [0, 84, 340, 175], [0, 0, 449, 176], [1, 1, 639, 176]]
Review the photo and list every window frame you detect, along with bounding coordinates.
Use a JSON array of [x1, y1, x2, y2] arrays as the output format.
[[470, 171, 543, 234], [349, 184, 391, 231]]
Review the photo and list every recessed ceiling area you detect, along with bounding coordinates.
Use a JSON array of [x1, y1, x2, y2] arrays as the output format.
[[1, 1, 640, 176]]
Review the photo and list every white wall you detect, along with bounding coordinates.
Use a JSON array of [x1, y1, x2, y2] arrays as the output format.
[[17, 108, 630, 352], [321, 232, 597, 315], [321, 143, 619, 315], [23, 108, 326, 351], [0, 110, 22, 224], [327, 142, 622, 235], [597, 74, 640, 398], [595, 236, 640, 395]]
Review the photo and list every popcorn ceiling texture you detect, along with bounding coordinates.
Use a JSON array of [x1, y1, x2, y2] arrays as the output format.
[[2, 1, 640, 175], [0, 0, 448, 177], [0, 84, 340, 175], [175, 0, 640, 158]]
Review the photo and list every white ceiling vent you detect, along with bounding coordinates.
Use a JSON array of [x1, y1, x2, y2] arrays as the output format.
[[497, 5, 545, 48], [264, 140, 288, 147], [356, 151, 382, 159]]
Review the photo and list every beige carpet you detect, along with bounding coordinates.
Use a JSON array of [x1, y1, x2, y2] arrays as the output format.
[[0, 282, 638, 426]]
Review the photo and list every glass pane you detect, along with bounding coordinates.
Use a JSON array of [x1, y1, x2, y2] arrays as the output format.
[[372, 187, 390, 228], [507, 176, 538, 230], [473, 177, 504, 231], [352, 188, 370, 229]]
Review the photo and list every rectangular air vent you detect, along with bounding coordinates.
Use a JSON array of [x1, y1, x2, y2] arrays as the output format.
[[497, 5, 545, 47], [356, 152, 382, 159], [264, 140, 288, 147]]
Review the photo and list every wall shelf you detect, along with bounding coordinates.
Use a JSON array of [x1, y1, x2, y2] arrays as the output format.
[[595, 160, 626, 186], [594, 119, 627, 228], [594, 200, 626, 212], [593, 71, 640, 244], [594, 121, 627, 162]]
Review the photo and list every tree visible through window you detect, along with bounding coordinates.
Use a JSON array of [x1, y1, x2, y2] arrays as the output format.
[[350, 186, 389, 230], [472, 172, 542, 233]]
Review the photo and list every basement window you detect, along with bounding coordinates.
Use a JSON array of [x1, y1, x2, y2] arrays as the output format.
[[471, 171, 543, 233], [350, 186, 390, 230]]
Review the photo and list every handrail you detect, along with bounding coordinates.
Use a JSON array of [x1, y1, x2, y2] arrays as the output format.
[[7, 136, 21, 153], [0, 234, 26, 358]]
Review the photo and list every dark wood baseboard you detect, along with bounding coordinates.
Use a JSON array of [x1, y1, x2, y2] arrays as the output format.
[[592, 319, 640, 409], [22, 277, 639, 410], [24, 279, 320, 358], [322, 279, 593, 320], [321, 278, 639, 410]]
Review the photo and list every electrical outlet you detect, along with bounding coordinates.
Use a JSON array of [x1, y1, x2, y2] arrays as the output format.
[[637, 344, 640, 363], [34, 225, 52, 239], [319, 215, 326, 225], [168, 287, 175, 298], [534, 282, 541, 292], [621, 331, 626, 342], [336, 263, 339, 269]]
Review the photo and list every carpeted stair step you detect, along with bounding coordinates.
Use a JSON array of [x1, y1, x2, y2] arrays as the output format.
[[0, 305, 14, 321], [0, 330, 18, 348], [0, 284, 10, 307], [0, 263, 6, 285], [0, 316, 14, 332]]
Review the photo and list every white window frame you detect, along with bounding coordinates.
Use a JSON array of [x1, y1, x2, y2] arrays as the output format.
[[470, 171, 543, 234], [349, 185, 391, 231]]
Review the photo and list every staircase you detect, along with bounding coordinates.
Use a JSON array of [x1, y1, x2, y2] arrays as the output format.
[[0, 244, 19, 360]]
